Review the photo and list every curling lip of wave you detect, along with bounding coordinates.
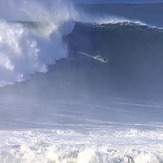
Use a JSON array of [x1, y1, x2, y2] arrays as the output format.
[[78, 19, 163, 32]]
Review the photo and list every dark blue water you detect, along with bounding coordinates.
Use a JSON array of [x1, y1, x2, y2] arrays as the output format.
[[76, 2, 163, 28], [73, 0, 163, 4]]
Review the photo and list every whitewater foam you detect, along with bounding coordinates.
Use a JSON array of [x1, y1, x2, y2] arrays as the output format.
[[0, 0, 77, 87], [0, 129, 163, 163]]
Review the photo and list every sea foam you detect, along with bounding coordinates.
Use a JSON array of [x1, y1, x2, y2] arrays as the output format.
[[0, 129, 163, 163]]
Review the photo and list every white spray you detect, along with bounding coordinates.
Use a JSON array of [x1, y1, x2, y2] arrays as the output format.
[[0, 0, 77, 87]]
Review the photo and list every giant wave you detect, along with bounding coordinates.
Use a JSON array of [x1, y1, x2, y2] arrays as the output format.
[[0, 0, 163, 163], [0, 0, 162, 87]]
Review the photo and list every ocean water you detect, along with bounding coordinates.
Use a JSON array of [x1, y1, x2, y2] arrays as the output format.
[[0, 0, 163, 162]]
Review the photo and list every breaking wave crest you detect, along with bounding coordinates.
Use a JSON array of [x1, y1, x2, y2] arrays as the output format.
[[0, 0, 76, 87]]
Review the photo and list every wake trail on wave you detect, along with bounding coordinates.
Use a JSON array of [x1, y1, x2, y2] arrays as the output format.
[[76, 51, 109, 63]]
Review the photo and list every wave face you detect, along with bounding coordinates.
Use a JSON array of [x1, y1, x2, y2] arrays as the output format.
[[65, 22, 163, 96]]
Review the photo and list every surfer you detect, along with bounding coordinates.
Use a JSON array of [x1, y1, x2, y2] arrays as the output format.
[[76, 52, 109, 63], [93, 55, 108, 63]]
